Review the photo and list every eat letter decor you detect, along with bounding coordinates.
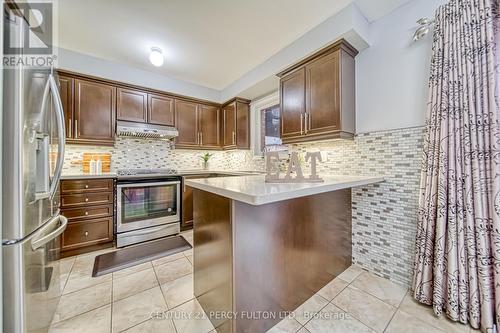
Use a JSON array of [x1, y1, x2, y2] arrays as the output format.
[[265, 151, 324, 183]]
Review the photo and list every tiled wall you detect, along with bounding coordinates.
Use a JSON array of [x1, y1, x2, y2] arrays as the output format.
[[63, 127, 424, 287], [284, 126, 425, 287], [62, 137, 255, 174]]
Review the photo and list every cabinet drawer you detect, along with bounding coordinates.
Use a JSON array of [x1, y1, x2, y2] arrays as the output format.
[[61, 204, 114, 222], [61, 179, 114, 194], [62, 217, 113, 251], [61, 192, 114, 208]]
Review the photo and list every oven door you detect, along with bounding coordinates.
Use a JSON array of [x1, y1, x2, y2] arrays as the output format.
[[117, 181, 180, 233]]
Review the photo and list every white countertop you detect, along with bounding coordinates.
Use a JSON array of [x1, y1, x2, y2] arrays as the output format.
[[60, 173, 117, 180], [185, 175, 385, 205], [60, 170, 263, 180]]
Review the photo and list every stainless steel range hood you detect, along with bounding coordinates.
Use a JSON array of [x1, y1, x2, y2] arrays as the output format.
[[116, 120, 179, 139]]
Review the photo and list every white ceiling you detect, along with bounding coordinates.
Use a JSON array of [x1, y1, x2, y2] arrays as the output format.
[[57, 0, 410, 90]]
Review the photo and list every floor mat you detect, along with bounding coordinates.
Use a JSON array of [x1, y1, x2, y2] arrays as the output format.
[[92, 235, 192, 277]]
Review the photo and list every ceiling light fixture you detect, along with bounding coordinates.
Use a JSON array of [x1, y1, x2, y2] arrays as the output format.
[[149, 47, 164, 67]]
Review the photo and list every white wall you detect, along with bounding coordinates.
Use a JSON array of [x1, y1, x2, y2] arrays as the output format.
[[355, 0, 447, 133], [221, 3, 371, 101], [56, 48, 221, 102]]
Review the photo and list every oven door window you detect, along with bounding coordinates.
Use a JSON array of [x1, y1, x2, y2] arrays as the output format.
[[121, 184, 178, 224]]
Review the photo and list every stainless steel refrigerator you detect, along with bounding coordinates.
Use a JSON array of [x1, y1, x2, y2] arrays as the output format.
[[2, 7, 68, 333]]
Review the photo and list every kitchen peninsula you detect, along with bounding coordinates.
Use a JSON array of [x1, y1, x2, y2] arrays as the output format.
[[186, 174, 384, 333]]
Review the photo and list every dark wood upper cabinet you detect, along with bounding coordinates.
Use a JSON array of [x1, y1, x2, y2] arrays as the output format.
[[236, 101, 250, 149], [74, 78, 116, 145], [280, 68, 305, 140], [222, 102, 236, 149], [306, 51, 340, 134], [148, 93, 175, 126], [199, 105, 220, 148], [56, 69, 250, 150], [57, 74, 74, 139], [278, 39, 357, 144], [116, 87, 147, 123], [175, 100, 199, 148], [222, 99, 251, 150]]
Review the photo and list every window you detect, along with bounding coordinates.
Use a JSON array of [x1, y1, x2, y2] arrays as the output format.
[[261, 104, 282, 152]]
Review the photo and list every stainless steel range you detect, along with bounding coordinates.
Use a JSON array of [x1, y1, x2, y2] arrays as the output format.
[[116, 169, 181, 247]]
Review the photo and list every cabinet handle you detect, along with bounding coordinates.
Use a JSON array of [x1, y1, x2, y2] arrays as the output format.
[[85, 184, 89, 189], [85, 198, 89, 202], [200, 132, 203, 146], [84, 231, 89, 237], [85, 211, 89, 216], [300, 114, 304, 135], [308, 113, 311, 132], [68, 119, 72, 138], [232, 131, 236, 145], [75, 119, 78, 138], [304, 114, 309, 134]]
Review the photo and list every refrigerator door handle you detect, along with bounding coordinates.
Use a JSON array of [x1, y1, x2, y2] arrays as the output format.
[[48, 74, 66, 200], [31, 213, 68, 251]]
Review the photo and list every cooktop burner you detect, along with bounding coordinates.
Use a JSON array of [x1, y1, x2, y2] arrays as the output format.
[[117, 168, 178, 176]]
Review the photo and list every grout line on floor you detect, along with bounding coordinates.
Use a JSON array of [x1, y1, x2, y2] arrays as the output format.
[[49, 304, 111, 330], [62, 277, 112, 296], [110, 275, 114, 333]]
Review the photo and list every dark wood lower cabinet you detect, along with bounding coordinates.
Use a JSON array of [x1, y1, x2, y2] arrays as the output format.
[[60, 178, 115, 257], [193, 189, 352, 333], [62, 217, 113, 252]]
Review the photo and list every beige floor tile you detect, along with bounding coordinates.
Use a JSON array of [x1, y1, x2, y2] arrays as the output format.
[[336, 265, 364, 283], [113, 268, 159, 301], [332, 286, 395, 333], [297, 328, 311, 333], [317, 277, 349, 301], [53, 281, 111, 323], [385, 310, 444, 333], [76, 247, 116, 260], [293, 294, 329, 325], [152, 252, 186, 267], [350, 272, 407, 307], [304, 303, 374, 333], [154, 257, 193, 284], [170, 299, 214, 333], [70, 256, 96, 274], [267, 316, 302, 333], [49, 304, 111, 333], [63, 268, 112, 294], [186, 254, 194, 264], [161, 274, 194, 308], [60, 257, 75, 276], [122, 318, 177, 333], [112, 262, 152, 279], [112, 287, 168, 332], [398, 293, 469, 333]]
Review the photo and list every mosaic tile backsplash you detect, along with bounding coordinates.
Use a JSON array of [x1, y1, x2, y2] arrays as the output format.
[[62, 137, 255, 174], [282, 126, 425, 287], [62, 126, 424, 287]]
